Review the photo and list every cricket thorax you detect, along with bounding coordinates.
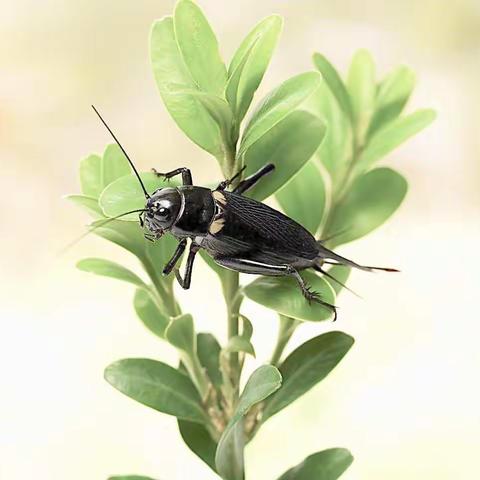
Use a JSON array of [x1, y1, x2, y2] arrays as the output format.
[[170, 186, 216, 236]]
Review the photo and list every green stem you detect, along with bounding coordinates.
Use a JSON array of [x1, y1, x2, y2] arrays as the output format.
[[270, 316, 300, 366], [143, 258, 181, 316], [224, 270, 242, 392], [182, 352, 210, 401]]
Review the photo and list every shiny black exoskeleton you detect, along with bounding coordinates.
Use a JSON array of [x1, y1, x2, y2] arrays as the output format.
[[138, 165, 397, 319], [93, 106, 397, 320]]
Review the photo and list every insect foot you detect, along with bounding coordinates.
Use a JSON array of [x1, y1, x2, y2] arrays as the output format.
[[304, 286, 338, 321]]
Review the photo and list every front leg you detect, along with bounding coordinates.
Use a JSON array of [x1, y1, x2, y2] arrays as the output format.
[[163, 239, 187, 275], [174, 243, 200, 289], [152, 167, 192, 186]]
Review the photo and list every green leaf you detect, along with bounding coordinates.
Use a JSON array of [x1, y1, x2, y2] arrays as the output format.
[[263, 332, 354, 421], [165, 314, 196, 355], [224, 336, 256, 358], [367, 65, 416, 137], [174, 0, 226, 95], [80, 153, 102, 197], [323, 265, 351, 296], [347, 49, 376, 141], [185, 91, 234, 155], [276, 161, 326, 234], [358, 109, 436, 170], [305, 82, 352, 183], [65, 194, 103, 217], [77, 258, 146, 288], [326, 168, 408, 247], [199, 250, 231, 285], [277, 448, 353, 480], [240, 71, 322, 155], [215, 365, 282, 480], [244, 270, 336, 322], [104, 358, 207, 424], [178, 419, 218, 472], [312, 53, 353, 122], [226, 15, 283, 122], [243, 110, 326, 201], [239, 315, 253, 340], [150, 16, 225, 158], [133, 288, 170, 338], [108, 476, 158, 480], [99, 172, 173, 219], [197, 333, 222, 389], [79, 145, 132, 199], [92, 218, 146, 260], [102, 143, 132, 188]]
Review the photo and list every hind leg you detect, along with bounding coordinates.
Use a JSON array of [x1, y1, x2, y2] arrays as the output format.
[[289, 269, 337, 320], [213, 256, 337, 319]]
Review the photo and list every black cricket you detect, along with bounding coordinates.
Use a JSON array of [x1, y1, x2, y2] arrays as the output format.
[[93, 107, 397, 320]]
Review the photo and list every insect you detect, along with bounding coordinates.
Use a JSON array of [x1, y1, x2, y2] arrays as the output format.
[[93, 106, 397, 320]]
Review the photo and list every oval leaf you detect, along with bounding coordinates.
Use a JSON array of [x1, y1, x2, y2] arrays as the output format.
[[312, 52, 353, 122], [133, 288, 170, 338], [80, 153, 102, 197], [240, 71, 322, 155], [367, 65, 416, 137], [347, 49, 376, 140], [244, 270, 336, 322], [276, 161, 326, 235], [92, 218, 146, 260], [105, 358, 207, 424], [165, 313, 196, 354], [305, 83, 353, 183], [66, 194, 103, 218], [178, 419, 218, 472], [150, 17, 224, 157], [224, 336, 256, 358], [277, 448, 354, 480], [197, 333, 222, 389], [359, 109, 436, 169], [227, 15, 283, 122], [102, 143, 132, 188], [174, 0, 226, 95], [99, 172, 173, 219], [215, 365, 282, 480], [243, 110, 326, 201], [77, 258, 146, 288], [263, 331, 354, 421], [326, 167, 408, 247]]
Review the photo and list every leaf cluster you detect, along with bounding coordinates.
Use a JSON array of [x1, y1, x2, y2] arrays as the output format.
[[69, 1, 435, 479]]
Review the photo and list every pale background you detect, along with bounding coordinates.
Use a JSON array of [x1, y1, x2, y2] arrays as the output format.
[[1, 0, 479, 479]]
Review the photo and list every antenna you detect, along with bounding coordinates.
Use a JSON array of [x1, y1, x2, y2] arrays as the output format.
[[59, 208, 146, 256], [91, 105, 150, 198]]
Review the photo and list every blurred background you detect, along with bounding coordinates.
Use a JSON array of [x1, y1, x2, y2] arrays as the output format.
[[1, 0, 479, 479]]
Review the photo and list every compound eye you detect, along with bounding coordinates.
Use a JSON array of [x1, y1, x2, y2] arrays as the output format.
[[157, 206, 170, 219]]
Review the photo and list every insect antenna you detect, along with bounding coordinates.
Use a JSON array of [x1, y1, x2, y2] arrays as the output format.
[[313, 264, 361, 298], [91, 105, 150, 199], [59, 208, 146, 256]]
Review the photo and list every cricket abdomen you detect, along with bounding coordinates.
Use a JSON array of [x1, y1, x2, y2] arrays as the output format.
[[201, 191, 319, 264]]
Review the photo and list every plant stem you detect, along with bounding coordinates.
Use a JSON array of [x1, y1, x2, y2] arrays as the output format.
[[183, 352, 210, 401], [143, 258, 181, 316], [224, 270, 242, 395], [270, 316, 300, 366]]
